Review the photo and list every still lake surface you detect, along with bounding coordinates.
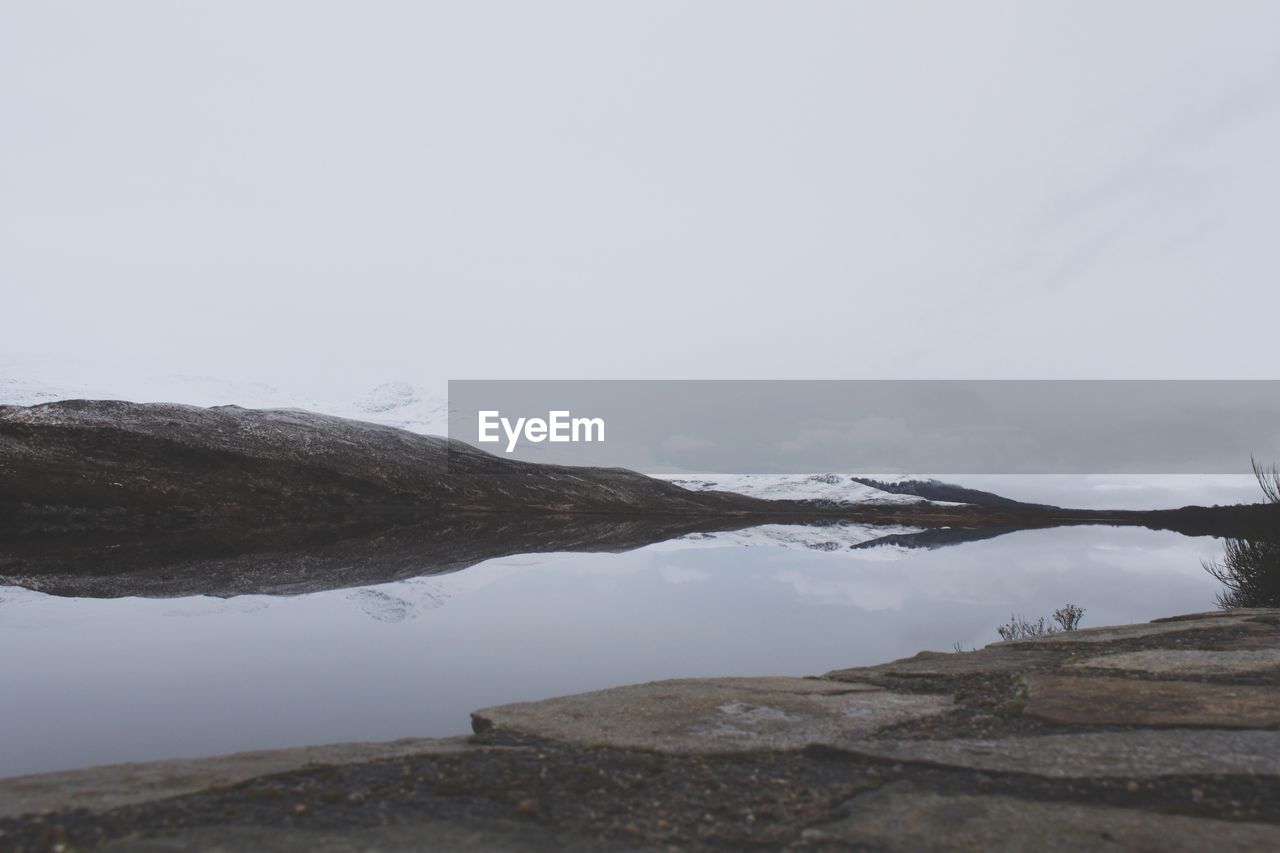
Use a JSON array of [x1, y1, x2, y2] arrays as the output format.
[[0, 522, 1231, 777]]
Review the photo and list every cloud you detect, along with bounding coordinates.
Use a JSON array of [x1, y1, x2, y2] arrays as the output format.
[[660, 434, 714, 453]]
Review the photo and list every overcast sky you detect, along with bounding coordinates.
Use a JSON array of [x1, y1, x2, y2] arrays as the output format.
[[3, 2, 1279, 392]]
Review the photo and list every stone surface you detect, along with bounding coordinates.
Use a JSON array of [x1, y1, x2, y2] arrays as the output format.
[[0, 737, 476, 818], [472, 677, 952, 753], [1072, 648, 1280, 676], [1220, 633, 1280, 651], [826, 647, 1060, 681], [806, 785, 1280, 852], [838, 730, 1280, 778], [107, 820, 624, 852], [1023, 674, 1280, 727]]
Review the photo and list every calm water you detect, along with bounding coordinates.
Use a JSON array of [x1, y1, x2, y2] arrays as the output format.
[[0, 523, 1230, 777]]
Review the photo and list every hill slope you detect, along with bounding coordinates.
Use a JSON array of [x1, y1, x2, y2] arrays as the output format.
[[0, 400, 764, 532]]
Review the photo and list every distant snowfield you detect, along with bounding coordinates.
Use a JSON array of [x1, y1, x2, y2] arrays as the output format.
[[661, 471, 1263, 512], [658, 473, 931, 506]]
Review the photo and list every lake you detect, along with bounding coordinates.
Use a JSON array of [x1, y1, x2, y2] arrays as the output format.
[[0, 522, 1230, 778]]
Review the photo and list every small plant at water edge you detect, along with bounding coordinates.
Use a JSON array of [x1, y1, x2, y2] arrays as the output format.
[[996, 604, 1086, 641]]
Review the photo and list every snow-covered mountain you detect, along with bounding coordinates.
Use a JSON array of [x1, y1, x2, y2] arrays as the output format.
[[340, 381, 449, 434], [657, 473, 935, 506]]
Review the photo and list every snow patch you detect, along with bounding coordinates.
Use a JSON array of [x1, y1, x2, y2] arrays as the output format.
[[656, 473, 929, 505], [0, 366, 449, 435]]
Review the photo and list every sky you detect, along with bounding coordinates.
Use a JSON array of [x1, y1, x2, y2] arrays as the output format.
[[3, 1, 1280, 392]]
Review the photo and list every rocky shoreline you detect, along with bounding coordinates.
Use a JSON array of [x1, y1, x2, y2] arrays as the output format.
[[3, 608, 1278, 851]]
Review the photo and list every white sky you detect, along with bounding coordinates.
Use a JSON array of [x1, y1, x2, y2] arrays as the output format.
[[3, 2, 1279, 390]]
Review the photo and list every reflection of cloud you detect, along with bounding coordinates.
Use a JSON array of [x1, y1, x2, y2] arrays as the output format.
[[659, 566, 712, 585], [661, 434, 713, 453], [774, 569, 909, 611], [161, 597, 275, 618], [848, 546, 914, 563]]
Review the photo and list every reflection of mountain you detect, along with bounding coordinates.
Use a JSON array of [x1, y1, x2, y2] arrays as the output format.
[[666, 521, 924, 553], [345, 579, 450, 623], [8, 502, 1280, 600], [0, 513, 813, 598], [850, 526, 1028, 552]]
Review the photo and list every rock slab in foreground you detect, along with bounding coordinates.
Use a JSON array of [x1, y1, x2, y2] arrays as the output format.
[[839, 729, 1280, 778], [0, 737, 476, 820], [471, 676, 952, 753], [806, 784, 1280, 852], [102, 820, 615, 853], [1023, 673, 1280, 728], [1069, 647, 1280, 676]]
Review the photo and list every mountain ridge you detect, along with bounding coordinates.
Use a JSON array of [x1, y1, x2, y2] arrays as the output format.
[[0, 399, 769, 531]]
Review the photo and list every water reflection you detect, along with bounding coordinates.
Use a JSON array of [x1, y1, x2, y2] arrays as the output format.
[[0, 525, 1227, 776]]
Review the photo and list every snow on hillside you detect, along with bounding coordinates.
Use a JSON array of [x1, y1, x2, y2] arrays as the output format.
[[0, 368, 449, 435], [657, 473, 932, 506], [1, 375, 87, 407], [340, 381, 449, 434]]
